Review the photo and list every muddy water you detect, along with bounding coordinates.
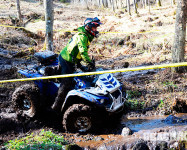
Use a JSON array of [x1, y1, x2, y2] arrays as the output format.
[[75, 113, 187, 149], [122, 113, 187, 132]]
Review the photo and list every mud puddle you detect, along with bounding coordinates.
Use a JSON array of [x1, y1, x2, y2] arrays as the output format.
[[70, 113, 187, 149], [122, 113, 187, 132]]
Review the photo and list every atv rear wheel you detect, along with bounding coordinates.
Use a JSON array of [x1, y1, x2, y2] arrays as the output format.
[[63, 104, 96, 133], [12, 84, 40, 117]]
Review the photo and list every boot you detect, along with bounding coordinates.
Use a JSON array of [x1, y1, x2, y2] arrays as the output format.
[[51, 98, 64, 112], [52, 78, 73, 112], [51, 81, 68, 112]]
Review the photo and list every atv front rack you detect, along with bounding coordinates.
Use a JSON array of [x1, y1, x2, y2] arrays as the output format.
[[107, 89, 125, 112]]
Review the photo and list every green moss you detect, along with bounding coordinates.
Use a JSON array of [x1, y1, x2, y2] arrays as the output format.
[[4, 129, 71, 150], [125, 99, 145, 110]]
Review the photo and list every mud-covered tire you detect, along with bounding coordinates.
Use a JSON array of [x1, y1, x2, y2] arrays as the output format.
[[12, 84, 40, 117], [63, 104, 97, 133]]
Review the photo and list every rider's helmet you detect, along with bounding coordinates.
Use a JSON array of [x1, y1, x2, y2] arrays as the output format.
[[84, 17, 102, 37]]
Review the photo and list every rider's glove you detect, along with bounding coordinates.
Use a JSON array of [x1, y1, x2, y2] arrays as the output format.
[[95, 31, 100, 38], [76, 60, 81, 68], [87, 62, 95, 71]]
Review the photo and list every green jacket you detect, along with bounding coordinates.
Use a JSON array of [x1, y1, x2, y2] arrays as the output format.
[[60, 26, 94, 64]]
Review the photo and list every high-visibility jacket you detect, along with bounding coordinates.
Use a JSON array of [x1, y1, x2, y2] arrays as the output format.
[[60, 26, 94, 64]]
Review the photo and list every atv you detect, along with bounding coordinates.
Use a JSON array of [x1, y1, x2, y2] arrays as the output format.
[[12, 51, 126, 133]]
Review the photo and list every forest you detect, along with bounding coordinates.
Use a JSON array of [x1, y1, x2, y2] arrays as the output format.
[[0, 0, 186, 149]]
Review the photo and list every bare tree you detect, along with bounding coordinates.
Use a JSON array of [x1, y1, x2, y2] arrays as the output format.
[[119, 0, 123, 8], [111, 0, 115, 11], [172, 0, 187, 72], [156, 0, 161, 7], [44, 0, 54, 51], [133, 0, 138, 14], [127, 0, 131, 15], [141, 0, 145, 8], [148, 0, 150, 13], [144, 0, 148, 7], [16, 0, 22, 23], [171, 0, 176, 6]]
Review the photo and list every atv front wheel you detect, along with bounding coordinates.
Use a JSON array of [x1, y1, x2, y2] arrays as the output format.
[[63, 104, 97, 133], [12, 84, 40, 117]]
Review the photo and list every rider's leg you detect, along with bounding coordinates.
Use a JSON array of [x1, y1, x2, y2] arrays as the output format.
[[52, 78, 73, 111], [51, 55, 75, 111]]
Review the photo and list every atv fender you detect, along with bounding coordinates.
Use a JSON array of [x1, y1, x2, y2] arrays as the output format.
[[61, 89, 107, 112]]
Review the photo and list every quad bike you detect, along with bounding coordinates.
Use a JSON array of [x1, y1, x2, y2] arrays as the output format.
[[12, 51, 126, 133]]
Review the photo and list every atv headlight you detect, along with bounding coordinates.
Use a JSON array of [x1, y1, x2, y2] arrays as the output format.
[[100, 99, 105, 104]]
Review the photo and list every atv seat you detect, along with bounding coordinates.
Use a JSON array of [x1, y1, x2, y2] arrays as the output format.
[[42, 66, 61, 83]]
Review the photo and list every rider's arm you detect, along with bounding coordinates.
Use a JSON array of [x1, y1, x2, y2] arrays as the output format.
[[77, 34, 91, 64]]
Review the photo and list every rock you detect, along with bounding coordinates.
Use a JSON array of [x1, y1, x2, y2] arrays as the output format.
[[164, 115, 184, 124], [121, 127, 132, 136], [124, 35, 130, 41], [139, 29, 146, 33], [147, 17, 154, 22], [129, 42, 136, 48], [155, 21, 162, 26], [149, 24, 153, 27], [56, 10, 63, 15], [24, 12, 41, 19], [155, 141, 168, 150], [132, 142, 149, 150], [169, 141, 179, 149], [60, 32, 71, 39], [117, 11, 124, 15], [97, 144, 126, 150], [0, 48, 17, 58], [117, 35, 131, 46], [94, 136, 104, 141], [97, 144, 107, 150], [117, 39, 124, 46], [154, 17, 159, 20], [123, 62, 129, 68], [136, 34, 143, 39], [172, 98, 187, 113]]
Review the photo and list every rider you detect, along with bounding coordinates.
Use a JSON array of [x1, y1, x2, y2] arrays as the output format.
[[52, 17, 102, 111]]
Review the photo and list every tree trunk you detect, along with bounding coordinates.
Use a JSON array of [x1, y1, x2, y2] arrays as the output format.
[[119, 0, 123, 8], [16, 0, 22, 23], [127, 0, 131, 15], [85, 0, 90, 9], [144, 0, 147, 7], [134, 0, 138, 14], [156, 0, 161, 7], [114, 0, 118, 9], [44, 0, 54, 51], [171, 0, 176, 6], [103, 0, 108, 7], [111, 0, 115, 11], [148, 0, 150, 13], [172, 0, 187, 72], [141, 0, 145, 8]]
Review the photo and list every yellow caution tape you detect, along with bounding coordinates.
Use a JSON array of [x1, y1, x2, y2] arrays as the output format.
[[0, 24, 172, 34], [0, 62, 187, 83], [99, 30, 162, 34], [0, 24, 24, 29]]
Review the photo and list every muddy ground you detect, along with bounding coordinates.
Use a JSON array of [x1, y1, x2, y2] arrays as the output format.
[[0, 0, 187, 149], [0, 54, 187, 149]]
